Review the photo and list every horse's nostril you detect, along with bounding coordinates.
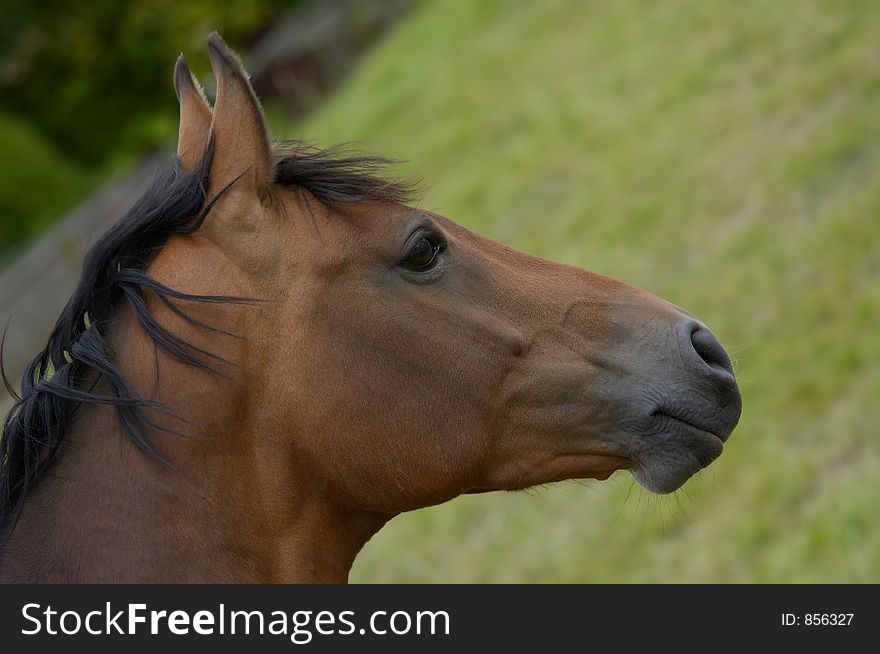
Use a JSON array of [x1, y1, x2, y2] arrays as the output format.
[[690, 326, 733, 375]]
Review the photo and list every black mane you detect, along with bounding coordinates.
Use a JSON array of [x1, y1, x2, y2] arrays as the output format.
[[0, 140, 415, 542]]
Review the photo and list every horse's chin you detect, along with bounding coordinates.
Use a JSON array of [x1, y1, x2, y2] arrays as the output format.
[[629, 421, 725, 494]]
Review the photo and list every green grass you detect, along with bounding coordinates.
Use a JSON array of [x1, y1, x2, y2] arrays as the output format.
[[283, 0, 880, 582]]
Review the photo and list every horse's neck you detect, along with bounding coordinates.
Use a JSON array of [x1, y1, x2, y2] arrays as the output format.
[[2, 299, 390, 582], [2, 393, 386, 583], [0, 404, 239, 581], [0, 322, 390, 582]]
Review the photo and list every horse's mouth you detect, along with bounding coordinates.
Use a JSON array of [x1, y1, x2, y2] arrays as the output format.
[[654, 410, 728, 445]]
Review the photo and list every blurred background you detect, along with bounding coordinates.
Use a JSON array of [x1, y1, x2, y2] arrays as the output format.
[[1, 0, 878, 582]]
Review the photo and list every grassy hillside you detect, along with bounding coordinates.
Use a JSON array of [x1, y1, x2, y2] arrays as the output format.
[[288, 0, 880, 582]]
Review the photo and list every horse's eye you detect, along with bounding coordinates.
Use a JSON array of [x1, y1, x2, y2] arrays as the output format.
[[403, 236, 440, 270]]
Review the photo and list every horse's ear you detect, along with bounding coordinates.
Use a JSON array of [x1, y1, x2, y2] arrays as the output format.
[[174, 55, 212, 173], [205, 32, 273, 197]]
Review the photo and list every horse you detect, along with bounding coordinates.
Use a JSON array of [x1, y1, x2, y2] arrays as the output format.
[[0, 34, 741, 583]]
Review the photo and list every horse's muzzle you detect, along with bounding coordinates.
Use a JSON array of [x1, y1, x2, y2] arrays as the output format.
[[628, 317, 742, 493]]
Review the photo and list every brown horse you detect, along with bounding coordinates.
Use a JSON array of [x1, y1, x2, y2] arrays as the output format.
[[0, 35, 741, 583]]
